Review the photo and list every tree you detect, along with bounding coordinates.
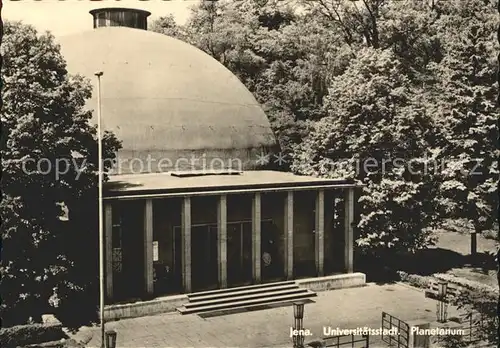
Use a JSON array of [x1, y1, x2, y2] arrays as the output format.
[[0, 21, 121, 328], [430, 0, 499, 258], [151, 0, 497, 265], [378, 0, 443, 81], [155, 0, 331, 160], [302, 0, 444, 82], [291, 48, 442, 267], [150, 14, 186, 40], [180, 0, 274, 90], [300, 0, 391, 49]]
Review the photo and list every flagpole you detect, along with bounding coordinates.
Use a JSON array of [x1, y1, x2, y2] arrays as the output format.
[[94, 71, 105, 348]]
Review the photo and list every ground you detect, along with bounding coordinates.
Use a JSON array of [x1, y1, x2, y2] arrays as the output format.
[[392, 229, 497, 285], [433, 228, 497, 257], [429, 229, 498, 286], [70, 230, 497, 347], [73, 282, 463, 348]]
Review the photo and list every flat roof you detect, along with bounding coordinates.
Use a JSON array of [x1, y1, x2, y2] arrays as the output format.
[[104, 170, 358, 199]]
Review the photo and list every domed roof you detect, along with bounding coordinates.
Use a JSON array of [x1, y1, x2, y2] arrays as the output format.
[[57, 27, 278, 174]]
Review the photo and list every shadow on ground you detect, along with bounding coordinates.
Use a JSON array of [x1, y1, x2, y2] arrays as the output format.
[[400, 248, 467, 276], [401, 249, 497, 275], [357, 249, 497, 284]]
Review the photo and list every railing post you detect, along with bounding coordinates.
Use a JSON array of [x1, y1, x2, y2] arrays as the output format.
[[389, 315, 393, 345], [397, 321, 401, 345]]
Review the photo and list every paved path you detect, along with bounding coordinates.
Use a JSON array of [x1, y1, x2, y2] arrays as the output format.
[[78, 283, 461, 348]]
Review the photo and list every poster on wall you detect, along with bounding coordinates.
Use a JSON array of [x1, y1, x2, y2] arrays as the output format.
[[112, 248, 122, 273], [153, 241, 159, 262]]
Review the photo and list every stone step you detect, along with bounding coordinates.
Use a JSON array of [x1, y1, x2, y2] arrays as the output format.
[[177, 290, 316, 315], [185, 287, 308, 308], [197, 298, 315, 317], [188, 283, 300, 303], [187, 280, 296, 299]]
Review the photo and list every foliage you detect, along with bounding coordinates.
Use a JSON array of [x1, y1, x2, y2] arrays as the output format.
[[149, 14, 187, 41], [152, 0, 349, 158], [433, 272, 499, 294], [0, 21, 121, 327], [300, 0, 444, 79], [292, 47, 441, 260], [0, 323, 66, 348], [396, 271, 431, 289], [398, 271, 499, 346], [398, 271, 498, 347], [442, 285, 498, 347], [430, 0, 499, 241], [255, 18, 351, 155], [0, 0, 496, 330], [482, 229, 498, 240], [150, 0, 498, 263]]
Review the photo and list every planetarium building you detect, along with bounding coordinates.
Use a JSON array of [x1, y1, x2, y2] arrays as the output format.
[[57, 8, 365, 319]]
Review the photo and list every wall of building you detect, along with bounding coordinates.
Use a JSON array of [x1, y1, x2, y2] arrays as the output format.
[[111, 200, 146, 302]]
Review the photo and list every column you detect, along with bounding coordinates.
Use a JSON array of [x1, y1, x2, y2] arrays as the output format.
[[284, 191, 294, 279], [104, 203, 113, 300], [252, 192, 261, 283], [217, 195, 228, 288], [144, 199, 154, 295], [344, 188, 354, 273], [181, 197, 192, 292], [315, 190, 325, 276]]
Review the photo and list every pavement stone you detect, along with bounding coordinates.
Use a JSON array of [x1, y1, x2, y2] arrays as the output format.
[[78, 283, 462, 348]]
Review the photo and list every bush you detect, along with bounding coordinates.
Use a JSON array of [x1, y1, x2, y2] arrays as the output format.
[[396, 271, 432, 289], [357, 254, 401, 282], [481, 228, 498, 240], [429, 274, 498, 348], [439, 218, 472, 233], [398, 271, 498, 347], [0, 324, 66, 348], [23, 341, 66, 348], [439, 288, 498, 347], [433, 273, 499, 294]]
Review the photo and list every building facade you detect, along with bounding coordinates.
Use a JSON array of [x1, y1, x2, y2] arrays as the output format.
[[104, 171, 357, 303], [56, 8, 363, 311]]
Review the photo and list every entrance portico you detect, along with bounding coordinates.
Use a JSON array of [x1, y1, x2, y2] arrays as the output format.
[[103, 170, 360, 303]]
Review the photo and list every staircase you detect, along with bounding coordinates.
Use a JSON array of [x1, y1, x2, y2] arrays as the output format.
[[177, 281, 316, 315]]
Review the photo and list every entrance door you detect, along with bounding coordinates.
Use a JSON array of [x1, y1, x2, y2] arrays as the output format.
[[227, 222, 252, 287], [191, 225, 218, 292], [261, 221, 284, 282]]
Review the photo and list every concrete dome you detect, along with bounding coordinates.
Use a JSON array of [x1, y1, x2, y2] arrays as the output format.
[[57, 27, 278, 174]]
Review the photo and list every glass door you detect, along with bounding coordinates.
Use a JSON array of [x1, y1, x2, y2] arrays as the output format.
[[113, 201, 145, 302], [227, 222, 252, 287], [191, 225, 218, 292]]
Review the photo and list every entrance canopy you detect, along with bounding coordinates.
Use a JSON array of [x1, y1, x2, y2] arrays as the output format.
[[104, 170, 359, 200]]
